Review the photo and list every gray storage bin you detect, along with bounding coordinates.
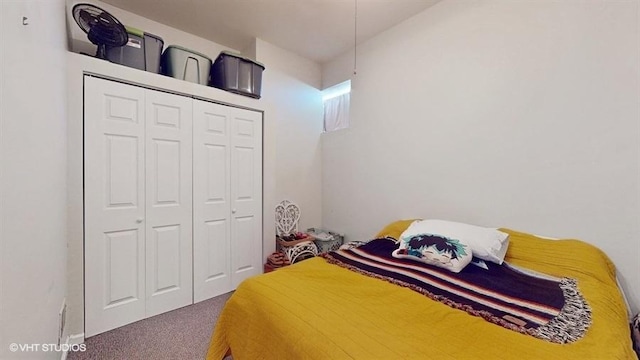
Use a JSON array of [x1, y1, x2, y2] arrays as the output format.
[[143, 33, 164, 74], [161, 45, 212, 85], [210, 51, 265, 99], [105, 26, 163, 74]]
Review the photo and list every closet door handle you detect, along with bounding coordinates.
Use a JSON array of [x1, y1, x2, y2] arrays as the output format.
[[136, 218, 144, 224], [231, 209, 237, 214]]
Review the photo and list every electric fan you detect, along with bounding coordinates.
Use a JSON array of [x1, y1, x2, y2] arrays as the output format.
[[72, 3, 128, 60]]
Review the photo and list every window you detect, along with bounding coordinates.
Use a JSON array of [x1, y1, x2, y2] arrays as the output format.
[[322, 80, 350, 132]]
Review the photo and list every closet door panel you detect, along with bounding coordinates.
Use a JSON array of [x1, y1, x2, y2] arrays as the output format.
[[145, 89, 193, 317], [230, 107, 263, 288], [84, 76, 146, 337], [193, 100, 233, 302], [86, 76, 263, 331]]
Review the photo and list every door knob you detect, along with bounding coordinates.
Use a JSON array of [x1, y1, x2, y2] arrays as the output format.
[[231, 209, 237, 214], [136, 218, 144, 223]]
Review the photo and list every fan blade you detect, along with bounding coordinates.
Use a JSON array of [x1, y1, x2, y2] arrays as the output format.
[[88, 21, 128, 47], [96, 12, 113, 25], [78, 9, 98, 28]]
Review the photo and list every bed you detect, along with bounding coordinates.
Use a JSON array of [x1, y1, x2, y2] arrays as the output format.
[[206, 220, 637, 360]]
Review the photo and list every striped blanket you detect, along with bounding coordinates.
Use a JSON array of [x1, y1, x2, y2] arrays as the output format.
[[323, 238, 591, 344]]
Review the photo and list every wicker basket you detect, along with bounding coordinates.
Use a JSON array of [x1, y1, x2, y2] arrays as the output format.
[[276, 236, 314, 251]]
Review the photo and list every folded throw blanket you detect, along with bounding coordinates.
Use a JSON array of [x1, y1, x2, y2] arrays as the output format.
[[323, 238, 591, 344]]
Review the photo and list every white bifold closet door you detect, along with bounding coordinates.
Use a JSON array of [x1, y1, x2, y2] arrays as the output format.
[[144, 89, 193, 318], [84, 76, 193, 337], [193, 100, 263, 303]]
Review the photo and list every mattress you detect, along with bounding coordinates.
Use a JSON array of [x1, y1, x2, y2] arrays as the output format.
[[206, 226, 636, 360]]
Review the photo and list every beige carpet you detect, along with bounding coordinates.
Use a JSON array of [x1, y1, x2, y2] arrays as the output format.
[[69, 292, 233, 360]]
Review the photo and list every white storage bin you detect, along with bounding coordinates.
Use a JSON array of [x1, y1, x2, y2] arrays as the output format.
[[306, 228, 344, 253]]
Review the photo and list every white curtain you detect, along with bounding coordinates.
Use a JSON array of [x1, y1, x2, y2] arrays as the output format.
[[323, 92, 350, 132]]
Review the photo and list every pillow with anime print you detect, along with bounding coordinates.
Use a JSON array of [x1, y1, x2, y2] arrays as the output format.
[[399, 219, 509, 264], [392, 233, 472, 273]]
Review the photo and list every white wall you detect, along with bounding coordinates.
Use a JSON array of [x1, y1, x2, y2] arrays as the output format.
[[255, 39, 324, 233], [0, 1, 68, 359], [322, 48, 353, 89], [322, 0, 639, 314]]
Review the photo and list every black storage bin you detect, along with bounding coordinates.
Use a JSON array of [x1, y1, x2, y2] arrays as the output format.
[[210, 51, 265, 99], [105, 26, 164, 74]]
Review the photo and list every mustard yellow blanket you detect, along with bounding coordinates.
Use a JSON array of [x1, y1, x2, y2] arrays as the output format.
[[207, 228, 636, 360]]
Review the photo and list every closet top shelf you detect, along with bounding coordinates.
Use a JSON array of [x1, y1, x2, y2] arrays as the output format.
[[68, 51, 265, 113]]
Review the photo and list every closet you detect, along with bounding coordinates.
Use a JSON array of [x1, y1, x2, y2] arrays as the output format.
[[84, 76, 262, 337]]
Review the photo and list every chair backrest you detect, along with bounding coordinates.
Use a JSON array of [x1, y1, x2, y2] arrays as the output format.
[[275, 200, 300, 236]]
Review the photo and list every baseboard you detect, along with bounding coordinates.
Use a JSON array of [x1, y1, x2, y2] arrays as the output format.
[[68, 333, 85, 345], [59, 335, 69, 360], [60, 333, 84, 360]]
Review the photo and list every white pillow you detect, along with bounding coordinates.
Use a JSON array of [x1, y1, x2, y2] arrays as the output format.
[[392, 233, 472, 273], [399, 219, 509, 264]]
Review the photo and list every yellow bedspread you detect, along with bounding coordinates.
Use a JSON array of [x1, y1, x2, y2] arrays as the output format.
[[207, 228, 636, 360]]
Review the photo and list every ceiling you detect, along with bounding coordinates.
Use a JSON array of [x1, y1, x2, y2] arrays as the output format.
[[101, 0, 441, 64]]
